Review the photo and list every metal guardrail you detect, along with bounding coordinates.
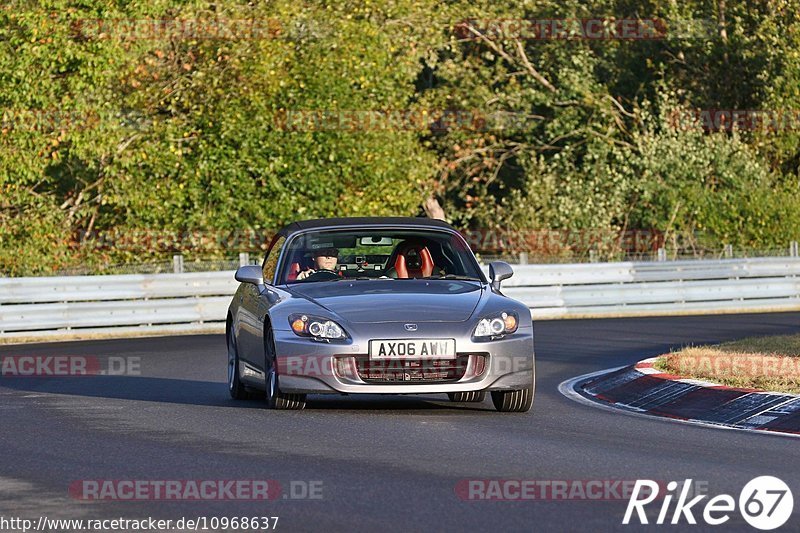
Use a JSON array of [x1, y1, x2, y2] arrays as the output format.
[[498, 257, 800, 318], [0, 272, 238, 340], [1, 258, 799, 340]]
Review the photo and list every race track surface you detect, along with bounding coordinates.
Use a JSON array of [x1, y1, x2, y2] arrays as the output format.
[[1, 313, 799, 532]]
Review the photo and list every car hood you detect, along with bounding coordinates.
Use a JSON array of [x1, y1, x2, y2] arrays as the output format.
[[286, 279, 484, 323]]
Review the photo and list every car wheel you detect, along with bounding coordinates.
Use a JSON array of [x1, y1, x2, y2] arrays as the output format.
[[490, 381, 534, 413], [447, 391, 486, 403], [227, 328, 250, 400], [265, 326, 306, 410]]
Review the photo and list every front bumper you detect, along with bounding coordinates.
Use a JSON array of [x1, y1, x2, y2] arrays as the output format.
[[272, 327, 534, 394]]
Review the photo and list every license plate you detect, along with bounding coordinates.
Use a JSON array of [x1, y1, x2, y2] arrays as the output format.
[[369, 339, 456, 360]]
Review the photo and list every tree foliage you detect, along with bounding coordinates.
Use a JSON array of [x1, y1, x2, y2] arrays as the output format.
[[1, 0, 799, 274]]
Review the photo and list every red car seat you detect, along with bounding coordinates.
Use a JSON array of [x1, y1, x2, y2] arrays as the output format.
[[394, 241, 434, 278], [286, 261, 301, 281]]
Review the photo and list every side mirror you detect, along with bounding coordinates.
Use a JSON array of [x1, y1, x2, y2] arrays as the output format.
[[235, 265, 265, 287], [488, 261, 514, 291]]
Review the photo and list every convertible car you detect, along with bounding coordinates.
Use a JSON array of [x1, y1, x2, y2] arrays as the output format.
[[227, 217, 535, 412]]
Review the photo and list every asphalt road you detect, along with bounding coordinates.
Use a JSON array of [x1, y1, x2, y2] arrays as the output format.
[[1, 313, 799, 532]]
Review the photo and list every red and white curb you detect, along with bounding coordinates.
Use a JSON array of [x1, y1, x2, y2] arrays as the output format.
[[559, 358, 800, 438]]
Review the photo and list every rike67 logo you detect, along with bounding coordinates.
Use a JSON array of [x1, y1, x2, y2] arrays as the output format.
[[623, 477, 793, 530]]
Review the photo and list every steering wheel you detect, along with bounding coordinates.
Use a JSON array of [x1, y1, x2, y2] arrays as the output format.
[[300, 269, 340, 282]]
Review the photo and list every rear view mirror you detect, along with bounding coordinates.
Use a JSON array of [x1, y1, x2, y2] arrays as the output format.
[[359, 236, 393, 246]]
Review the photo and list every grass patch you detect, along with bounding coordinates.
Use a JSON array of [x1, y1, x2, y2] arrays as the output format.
[[654, 334, 800, 394]]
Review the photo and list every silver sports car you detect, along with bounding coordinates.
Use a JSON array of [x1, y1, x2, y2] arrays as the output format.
[[227, 217, 534, 412]]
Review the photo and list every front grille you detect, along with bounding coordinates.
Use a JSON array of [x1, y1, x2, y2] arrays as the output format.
[[351, 354, 483, 384]]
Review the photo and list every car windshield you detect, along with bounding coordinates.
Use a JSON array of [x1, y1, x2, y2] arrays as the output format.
[[279, 228, 484, 284]]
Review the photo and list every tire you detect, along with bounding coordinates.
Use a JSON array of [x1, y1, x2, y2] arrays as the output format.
[[447, 391, 486, 403], [491, 381, 535, 413], [265, 326, 306, 410], [227, 327, 250, 400]]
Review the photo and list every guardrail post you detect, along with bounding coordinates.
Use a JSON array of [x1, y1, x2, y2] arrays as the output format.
[[518, 252, 528, 265], [589, 250, 597, 263], [239, 252, 250, 266], [724, 244, 733, 258], [173, 254, 184, 274], [656, 248, 666, 262], [791, 241, 799, 257]]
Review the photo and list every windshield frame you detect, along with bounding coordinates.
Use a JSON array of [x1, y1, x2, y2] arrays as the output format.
[[275, 224, 487, 286]]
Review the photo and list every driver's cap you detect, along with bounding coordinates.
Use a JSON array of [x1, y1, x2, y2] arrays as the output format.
[[313, 247, 339, 257]]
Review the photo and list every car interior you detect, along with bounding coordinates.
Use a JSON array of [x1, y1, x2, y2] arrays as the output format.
[[282, 231, 479, 283]]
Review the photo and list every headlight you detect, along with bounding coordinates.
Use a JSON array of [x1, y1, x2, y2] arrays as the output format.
[[289, 314, 347, 340], [473, 311, 518, 340]]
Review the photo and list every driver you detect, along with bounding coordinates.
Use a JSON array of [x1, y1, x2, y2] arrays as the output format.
[[296, 247, 339, 280]]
